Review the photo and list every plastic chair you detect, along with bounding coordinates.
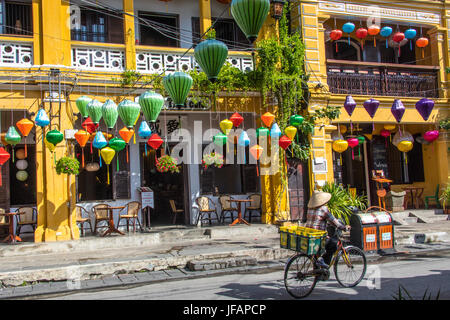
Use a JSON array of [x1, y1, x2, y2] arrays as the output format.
[[92, 204, 111, 235], [194, 196, 220, 226], [117, 201, 143, 232], [425, 185, 440, 209], [218, 195, 238, 223], [76, 205, 93, 236], [245, 194, 262, 223], [169, 200, 184, 225], [15, 207, 37, 236]]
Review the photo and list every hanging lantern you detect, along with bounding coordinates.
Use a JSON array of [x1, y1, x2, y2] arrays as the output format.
[[15, 149, 25, 160], [392, 32, 406, 56], [119, 127, 135, 163], [87, 99, 103, 124], [16, 118, 34, 158], [331, 131, 343, 141], [416, 37, 429, 59], [85, 162, 100, 172], [393, 130, 414, 147], [219, 119, 233, 135], [363, 98, 380, 131], [231, 0, 270, 43], [16, 159, 28, 170], [357, 135, 365, 157], [35, 108, 50, 127], [81, 117, 99, 134], [368, 24, 380, 47], [46, 129, 64, 147], [391, 99, 406, 124], [194, 38, 228, 83], [332, 139, 348, 165], [147, 133, 164, 150], [270, 123, 281, 138], [5, 126, 21, 162], [109, 137, 126, 170], [424, 130, 439, 144], [100, 147, 116, 185], [355, 27, 368, 49], [16, 170, 28, 182], [0, 147, 10, 186], [102, 99, 119, 129], [330, 29, 343, 52], [44, 137, 56, 153], [397, 140, 413, 165], [415, 98, 435, 122], [380, 26, 393, 48], [213, 133, 228, 146], [163, 72, 193, 108], [347, 137, 359, 160], [75, 130, 90, 168], [279, 135, 292, 150], [76, 96, 92, 119], [380, 129, 391, 147], [139, 91, 164, 123], [342, 22, 355, 45], [344, 95, 357, 130], [404, 28, 417, 50], [118, 99, 141, 129], [238, 131, 250, 147], [339, 125, 347, 135], [230, 112, 244, 127], [256, 127, 269, 139], [92, 131, 107, 149], [138, 121, 152, 155], [384, 124, 397, 132], [289, 114, 304, 127], [250, 144, 263, 176], [285, 126, 297, 141], [261, 112, 275, 128], [0, 133, 9, 146]]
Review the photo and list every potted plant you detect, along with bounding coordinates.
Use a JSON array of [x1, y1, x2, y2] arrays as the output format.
[[202, 152, 224, 169], [439, 183, 450, 216], [156, 155, 180, 173]]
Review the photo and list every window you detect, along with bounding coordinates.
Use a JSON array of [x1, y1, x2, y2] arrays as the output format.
[[0, 0, 33, 36], [71, 6, 123, 43], [138, 11, 179, 47], [192, 17, 251, 50]]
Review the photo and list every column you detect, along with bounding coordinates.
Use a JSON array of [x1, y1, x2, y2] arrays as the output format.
[[123, 0, 136, 70], [428, 26, 447, 99], [199, 0, 212, 36]]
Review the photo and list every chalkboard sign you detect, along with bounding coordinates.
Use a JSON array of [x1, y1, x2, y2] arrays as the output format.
[[371, 138, 389, 178]]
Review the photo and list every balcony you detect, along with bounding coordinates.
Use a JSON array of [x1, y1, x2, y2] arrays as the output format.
[[0, 39, 33, 67], [326, 59, 439, 98], [71, 43, 125, 72]]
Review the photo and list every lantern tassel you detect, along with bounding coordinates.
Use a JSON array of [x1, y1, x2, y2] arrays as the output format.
[[336, 42, 338, 53], [99, 151, 102, 168], [340, 154, 342, 166], [348, 36, 350, 45], [256, 160, 259, 177], [107, 164, 110, 185], [133, 132, 136, 144], [25, 143, 27, 158], [145, 143, 148, 156], [126, 145, 129, 163], [12, 147, 15, 163], [90, 142, 93, 154], [117, 152, 120, 171], [352, 148, 354, 160], [82, 148, 85, 168], [374, 37, 376, 47], [386, 39, 388, 48], [422, 48, 424, 59], [0, 165, 2, 186]]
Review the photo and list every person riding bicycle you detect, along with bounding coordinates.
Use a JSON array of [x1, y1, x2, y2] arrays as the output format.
[[305, 191, 351, 269]]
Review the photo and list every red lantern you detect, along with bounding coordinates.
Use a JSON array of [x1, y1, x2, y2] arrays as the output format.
[[81, 117, 99, 134], [416, 37, 429, 58], [330, 29, 343, 52], [279, 135, 292, 169], [147, 133, 164, 150], [380, 129, 391, 147], [393, 32, 405, 57], [16, 118, 34, 158], [0, 147, 10, 187], [347, 137, 359, 160], [355, 27, 368, 49], [230, 112, 244, 127]]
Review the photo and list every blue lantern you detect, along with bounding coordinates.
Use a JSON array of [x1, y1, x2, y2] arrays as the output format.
[[138, 121, 152, 155], [35, 109, 50, 127], [93, 131, 107, 149], [238, 131, 250, 147], [405, 28, 417, 50], [342, 22, 355, 45], [380, 26, 393, 48], [270, 123, 282, 138]]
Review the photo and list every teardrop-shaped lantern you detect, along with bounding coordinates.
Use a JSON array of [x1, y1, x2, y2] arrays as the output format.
[[163, 72, 193, 108], [238, 131, 250, 147], [92, 131, 108, 149], [230, 112, 244, 127], [100, 147, 116, 185], [194, 38, 228, 83], [76, 96, 92, 119], [0, 147, 10, 186], [139, 91, 164, 123], [363, 98, 380, 131], [391, 99, 405, 124], [347, 137, 359, 160], [285, 126, 297, 141], [86, 99, 103, 124], [220, 119, 234, 135], [102, 99, 119, 129], [138, 121, 152, 139], [213, 133, 228, 146], [261, 112, 275, 128], [270, 123, 281, 138], [75, 129, 90, 168], [118, 99, 141, 129], [415, 98, 435, 121], [344, 95, 357, 117], [231, 0, 270, 43], [5, 126, 21, 146], [35, 108, 50, 127]]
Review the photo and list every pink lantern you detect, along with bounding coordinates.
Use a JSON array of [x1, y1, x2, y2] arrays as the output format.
[[347, 137, 359, 160], [380, 129, 391, 147], [423, 130, 439, 143]]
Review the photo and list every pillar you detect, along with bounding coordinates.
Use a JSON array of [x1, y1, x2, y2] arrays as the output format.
[[199, 0, 212, 36], [123, 0, 136, 70]]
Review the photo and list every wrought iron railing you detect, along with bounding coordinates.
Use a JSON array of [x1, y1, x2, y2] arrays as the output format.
[[326, 59, 439, 98], [1, 2, 33, 36]]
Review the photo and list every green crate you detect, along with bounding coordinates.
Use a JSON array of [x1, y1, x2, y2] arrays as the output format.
[[288, 233, 299, 251], [280, 230, 288, 249], [297, 234, 327, 255]]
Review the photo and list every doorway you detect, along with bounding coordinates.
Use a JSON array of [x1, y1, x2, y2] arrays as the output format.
[[287, 159, 310, 222]]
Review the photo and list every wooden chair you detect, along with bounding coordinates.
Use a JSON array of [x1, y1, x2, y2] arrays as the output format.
[[195, 196, 220, 226], [169, 200, 184, 225], [76, 205, 92, 236], [0, 208, 8, 233], [117, 201, 143, 232], [245, 194, 262, 223], [425, 185, 440, 209], [218, 195, 238, 224], [15, 207, 37, 237], [92, 204, 111, 235]]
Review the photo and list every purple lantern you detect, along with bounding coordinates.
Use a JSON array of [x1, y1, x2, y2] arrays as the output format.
[[391, 99, 406, 123], [344, 95, 357, 117], [415, 98, 435, 121], [363, 98, 380, 131]]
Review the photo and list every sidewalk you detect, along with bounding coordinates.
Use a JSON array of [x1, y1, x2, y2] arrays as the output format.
[[0, 221, 448, 299]]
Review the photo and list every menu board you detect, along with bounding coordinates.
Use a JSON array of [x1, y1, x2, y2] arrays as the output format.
[[371, 139, 388, 178]]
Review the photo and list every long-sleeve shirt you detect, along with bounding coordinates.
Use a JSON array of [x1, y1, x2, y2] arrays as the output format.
[[305, 205, 346, 232]]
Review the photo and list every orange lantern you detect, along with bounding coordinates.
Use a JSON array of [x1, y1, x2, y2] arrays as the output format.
[[416, 37, 429, 58], [368, 25, 380, 47], [250, 144, 263, 176], [75, 130, 90, 168], [16, 118, 34, 158], [261, 112, 275, 128], [119, 127, 135, 163]]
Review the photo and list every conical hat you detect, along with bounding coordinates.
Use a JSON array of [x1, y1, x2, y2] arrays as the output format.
[[307, 191, 332, 208]]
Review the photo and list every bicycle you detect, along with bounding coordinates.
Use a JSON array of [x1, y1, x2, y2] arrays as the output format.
[[284, 227, 367, 299]]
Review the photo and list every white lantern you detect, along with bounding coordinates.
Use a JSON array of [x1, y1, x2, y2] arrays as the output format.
[[16, 160, 28, 170], [85, 162, 100, 172], [392, 130, 413, 147]]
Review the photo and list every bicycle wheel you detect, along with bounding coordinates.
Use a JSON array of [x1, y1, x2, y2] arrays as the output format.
[[284, 254, 318, 299], [334, 246, 367, 288]]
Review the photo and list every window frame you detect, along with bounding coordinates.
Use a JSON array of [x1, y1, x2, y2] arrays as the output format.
[[0, 0, 33, 36], [138, 11, 180, 48]]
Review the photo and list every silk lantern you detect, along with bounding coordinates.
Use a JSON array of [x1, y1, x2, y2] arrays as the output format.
[[92, 131, 107, 150], [213, 133, 227, 147], [331, 131, 344, 141], [289, 115, 304, 127], [0, 147, 10, 186], [250, 144, 263, 176], [356, 27, 368, 49], [256, 127, 269, 139], [138, 121, 152, 155], [118, 99, 141, 129], [270, 123, 281, 139], [16, 170, 28, 182], [344, 95, 357, 130], [230, 112, 244, 127], [100, 147, 115, 185], [397, 140, 413, 165], [415, 98, 435, 122], [424, 130, 439, 144], [384, 124, 396, 132], [416, 37, 429, 58], [81, 117, 99, 134], [330, 29, 343, 52], [380, 129, 391, 147], [363, 98, 380, 131], [393, 130, 414, 147], [15, 148, 25, 160], [238, 131, 250, 163], [163, 72, 193, 108], [339, 125, 347, 135], [279, 135, 292, 168], [347, 137, 359, 160], [285, 126, 297, 141], [261, 112, 275, 128], [119, 127, 135, 163], [194, 38, 228, 83], [102, 99, 119, 129], [139, 91, 164, 123], [44, 137, 55, 153], [380, 26, 393, 48], [405, 28, 417, 50], [147, 133, 164, 163], [332, 139, 348, 165], [35, 108, 50, 127], [231, 0, 270, 43], [342, 22, 355, 45], [357, 135, 365, 157], [391, 99, 405, 124], [16, 159, 28, 170], [368, 24, 380, 47], [109, 137, 126, 170], [46, 129, 64, 146], [220, 119, 233, 135], [0, 133, 8, 146], [16, 118, 34, 158], [87, 99, 103, 124], [5, 126, 21, 162], [76, 96, 92, 119], [74, 130, 90, 168], [392, 32, 405, 56]]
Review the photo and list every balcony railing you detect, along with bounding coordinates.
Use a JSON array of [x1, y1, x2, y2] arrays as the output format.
[[326, 59, 439, 98], [0, 40, 32, 67], [71, 45, 125, 72]]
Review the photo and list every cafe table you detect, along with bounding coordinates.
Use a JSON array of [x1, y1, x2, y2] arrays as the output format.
[[96, 206, 126, 237], [0, 211, 24, 243], [402, 186, 425, 209], [228, 199, 252, 226]]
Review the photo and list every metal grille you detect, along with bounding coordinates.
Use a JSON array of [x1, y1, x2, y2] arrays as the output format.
[[3, 1, 32, 36]]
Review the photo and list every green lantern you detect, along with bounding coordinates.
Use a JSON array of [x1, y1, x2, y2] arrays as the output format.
[[16, 170, 28, 182], [102, 99, 119, 129], [139, 91, 164, 123], [163, 72, 193, 108], [109, 137, 126, 170], [46, 129, 64, 146], [5, 126, 21, 146], [118, 99, 141, 129], [231, 0, 271, 43], [290, 114, 304, 127], [256, 127, 269, 139], [194, 38, 228, 83], [76, 96, 92, 119], [213, 133, 228, 146], [87, 99, 103, 124], [357, 135, 365, 157]]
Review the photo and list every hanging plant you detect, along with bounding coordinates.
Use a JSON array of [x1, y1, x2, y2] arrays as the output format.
[[202, 152, 224, 169], [156, 155, 180, 173], [56, 157, 80, 175]]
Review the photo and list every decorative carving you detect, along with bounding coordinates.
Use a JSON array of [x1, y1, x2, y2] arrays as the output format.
[[0, 42, 32, 67], [72, 46, 125, 71]]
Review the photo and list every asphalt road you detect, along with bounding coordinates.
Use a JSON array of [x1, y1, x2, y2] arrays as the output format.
[[44, 251, 450, 301]]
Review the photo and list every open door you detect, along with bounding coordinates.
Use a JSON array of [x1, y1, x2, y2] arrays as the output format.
[[287, 160, 310, 222]]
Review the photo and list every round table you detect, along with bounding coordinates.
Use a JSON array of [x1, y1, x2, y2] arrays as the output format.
[[96, 206, 126, 237], [228, 199, 252, 226], [0, 212, 24, 243]]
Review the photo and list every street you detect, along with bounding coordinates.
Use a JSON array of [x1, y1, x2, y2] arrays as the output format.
[[44, 251, 450, 300]]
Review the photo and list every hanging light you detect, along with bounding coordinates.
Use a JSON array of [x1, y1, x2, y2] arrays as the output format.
[[284, 126, 297, 141], [289, 114, 304, 127], [392, 32, 406, 57], [16, 118, 34, 158], [102, 99, 119, 129], [139, 91, 164, 123], [213, 133, 228, 146], [261, 112, 275, 128], [194, 37, 228, 83], [342, 22, 355, 45], [138, 121, 152, 155], [118, 99, 141, 129], [100, 147, 116, 185], [230, 112, 244, 128], [5, 126, 21, 162], [380, 26, 393, 48], [85, 162, 100, 172], [250, 144, 264, 176], [380, 129, 391, 147], [391, 99, 406, 124], [363, 98, 380, 132], [347, 137, 359, 160], [415, 98, 435, 122], [163, 72, 193, 109], [368, 24, 380, 47], [332, 139, 348, 165], [220, 119, 234, 135], [87, 99, 103, 125], [35, 108, 50, 127], [416, 37, 429, 59], [355, 27, 368, 49], [109, 137, 126, 170], [119, 127, 135, 163], [81, 117, 99, 134], [330, 29, 343, 53], [344, 95, 357, 130], [270, 123, 282, 138], [231, 0, 271, 43], [424, 130, 439, 144], [75, 96, 92, 119], [92, 131, 107, 150], [74, 130, 90, 168], [404, 28, 417, 50], [270, 0, 286, 21]]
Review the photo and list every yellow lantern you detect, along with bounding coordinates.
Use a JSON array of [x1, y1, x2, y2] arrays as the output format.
[[44, 137, 56, 153], [384, 124, 396, 131], [332, 139, 348, 165], [339, 125, 347, 134], [397, 140, 413, 153], [220, 119, 233, 135], [100, 147, 116, 185], [285, 126, 297, 141]]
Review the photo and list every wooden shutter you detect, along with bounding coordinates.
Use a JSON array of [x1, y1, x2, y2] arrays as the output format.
[[191, 17, 200, 46], [108, 13, 124, 44], [242, 165, 258, 193], [288, 161, 308, 222], [199, 165, 214, 194], [113, 148, 130, 199]]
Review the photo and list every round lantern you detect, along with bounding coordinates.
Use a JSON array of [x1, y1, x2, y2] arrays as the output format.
[[397, 140, 413, 153], [220, 119, 233, 135], [380, 26, 393, 48], [230, 112, 244, 127], [332, 139, 348, 165], [384, 124, 396, 132], [16, 118, 34, 158], [261, 112, 275, 128], [102, 99, 119, 129], [35, 108, 50, 127], [330, 29, 343, 52], [231, 0, 270, 43], [416, 37, 429, 58], [213, 133, 228, 147], [347, 137, 359, 160], [404, 28, 417, 50], [76, 96, 92, 119], [392, 130, 414, 147], [368, 24, 380, 47], [118, 99, 141, 129], [16, 159, 28, 170], [15, 148, 26, 160], [392, 32, 406, 56], [342, 22, 355, 45], [380, 129, 391, 147], [289, 114, 304, 127], [86, 99, 103, 125], [194, 38, 228, 83], [100, 147, 116, 185], [415, 98, 435, 122], [46, 129, 64, 147], [391, 99, 405, 124], [0, 147, 10, 186], [16, 170, 28, 182], [285, 126, 297, 141], [355, 27, 368, 49], [163, 72, 193, 108], [270, 123, 282, 138], [424, 130, 439, 144], [139, 91, 164, 123], [363, 98, 380, 131], [85, 162, 100, 172], [339, 125, 348, 135], [109, 137, 126, 153]]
